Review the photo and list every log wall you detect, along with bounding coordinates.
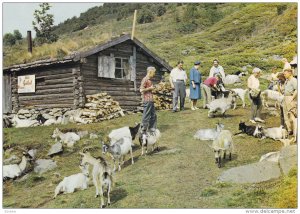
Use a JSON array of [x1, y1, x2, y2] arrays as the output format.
[[81, 41, 165, 110], [13, 63, 79, 110]]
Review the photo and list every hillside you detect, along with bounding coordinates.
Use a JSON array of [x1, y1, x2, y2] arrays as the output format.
[[3, 3, 297, 76]]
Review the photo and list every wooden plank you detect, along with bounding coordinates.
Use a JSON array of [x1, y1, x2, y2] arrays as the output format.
[[20, 103, 73, 108], [20, 99, 74, 105], [44, 77, 74, 84], [35, 83, 74, 90], [3, 74, 12, 113], [18, 93, 74, 100], [36, 72, 74, 80]]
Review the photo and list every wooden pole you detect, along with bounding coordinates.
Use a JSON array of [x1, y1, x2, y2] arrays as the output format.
[[27, 31, 32, 53], [131, 10, 137, 40]]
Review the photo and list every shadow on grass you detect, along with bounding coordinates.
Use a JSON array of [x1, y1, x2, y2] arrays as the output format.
[[110, 188, 128, 205]]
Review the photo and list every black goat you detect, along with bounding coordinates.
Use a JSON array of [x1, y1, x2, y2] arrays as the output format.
[[238, 122, 263, 138], [129, 123, 141, 140], [36, 114, 47, 125]]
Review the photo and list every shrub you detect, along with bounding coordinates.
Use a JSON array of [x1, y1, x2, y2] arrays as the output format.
[[3, 33, 16, 46], [137, 9, 155, 24]]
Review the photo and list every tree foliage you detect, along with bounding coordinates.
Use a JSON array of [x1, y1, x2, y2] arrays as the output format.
[[32, 3, 58, 45], [3, 33, 16, 46], [13, 30, 23, 40]]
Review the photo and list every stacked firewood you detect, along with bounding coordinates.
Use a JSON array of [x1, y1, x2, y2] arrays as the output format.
[[81, 93, 125, 123], [152, 82, 173, 110]]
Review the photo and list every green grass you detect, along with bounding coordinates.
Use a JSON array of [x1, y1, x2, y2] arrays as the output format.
[[3, 96, 294, 208]]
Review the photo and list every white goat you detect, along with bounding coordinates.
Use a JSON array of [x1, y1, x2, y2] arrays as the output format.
[[224, 75, 241, 85], [3, 152, 33, 180], [231, 88, 248, 109], [211, 130, 234, 168], [102, 137, 134, 171], [261, 89, 284, 108], [139, 129, 161, 155], [44, 116, 62, 126], [79, 152, 113, 208], [52, 128, 80, 147], [261, 125, 288, 140], [53, 163, 90, 198], [194, 123, 224, 141], [11, 115, 39, 128], [207, 91, 237, 117], [108, 123, 140, 145]]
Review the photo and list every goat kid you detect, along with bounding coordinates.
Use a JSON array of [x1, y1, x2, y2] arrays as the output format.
[[53, 163, 90, 198], [52, 128, 80, 147], [12, 115, 39, 128], [261, 89, 284, 108], [108, 123, 140, 145], [224, 75, 242, 85], [211, 130, 234, 168], [231, 88, 248, 109], [261, 125, 288, 140], [102, 137, 134, 171], [194, 123, 224, 141], [207, 91, 237, 118], [3, 152, 33, 180], [79, 152, 113, 208], [139, 129, 161, 155]]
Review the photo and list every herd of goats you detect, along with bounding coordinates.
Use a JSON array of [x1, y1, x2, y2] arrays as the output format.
[[3, 72, 297, 208], [3, 122, 160, 208]]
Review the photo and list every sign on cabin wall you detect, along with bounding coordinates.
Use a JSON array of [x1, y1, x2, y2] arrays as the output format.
[[18, 75, 35, 93]]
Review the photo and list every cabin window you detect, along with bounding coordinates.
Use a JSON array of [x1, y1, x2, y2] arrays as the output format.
[[115, 57, 130, 80]]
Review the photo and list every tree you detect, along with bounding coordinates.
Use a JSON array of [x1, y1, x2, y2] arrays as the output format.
[[32, 3, 58, 45], [3, 33, 16, 46], [13, 30, 23, 40], [137, 9, 155, 24]]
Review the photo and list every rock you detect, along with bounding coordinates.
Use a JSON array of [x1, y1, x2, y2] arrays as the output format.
[[3, 155, 21, 165], [279, 145, 297, 175], [272, 55, 282, 61], [18, 109, 30, 114], [90, 133, 98, 139], [259, 151, 280, 162], [28, 149, 37, 159], [18, 115, 26, 119], [77, 131, 89, 138], [34, 159, 57, 175], [242, 66, 247, 71], [47, 142, 63, 157], [218, 161, 281, 183]]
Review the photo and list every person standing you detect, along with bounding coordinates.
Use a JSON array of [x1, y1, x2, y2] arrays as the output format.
[[201, 75, 221, 109], [169, 61, 187, 112], [209, 59, 225, 81], [247, 67, 264, 124], [276, 73, 286, 127], [282, 68, 297, 136], [282, 58, 292, 71], [189, 61, 202, 110], [140, 67, 157, 133]]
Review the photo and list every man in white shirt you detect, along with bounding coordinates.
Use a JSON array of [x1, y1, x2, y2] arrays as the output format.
[[247, 67, 264, 124], [209, 59, 225, 81], [169, 61, 187, 112]]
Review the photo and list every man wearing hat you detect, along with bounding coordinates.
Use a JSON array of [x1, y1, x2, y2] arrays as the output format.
[[189, 61, 202, 110], [247, 67, 264, 124], [169, 60, 187, 112]]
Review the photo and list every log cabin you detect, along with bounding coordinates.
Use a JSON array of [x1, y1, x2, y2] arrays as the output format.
[[3, 34, 172, 113]]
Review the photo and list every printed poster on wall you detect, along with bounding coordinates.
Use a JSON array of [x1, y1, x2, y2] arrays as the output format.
[[18, 75, 35, 93]]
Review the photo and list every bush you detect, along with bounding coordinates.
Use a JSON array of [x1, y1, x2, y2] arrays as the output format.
[[277, 4, 287, 15], [176, 21, 198, 33], [137, 9, 155, 24], [3, 33, 16, 46]]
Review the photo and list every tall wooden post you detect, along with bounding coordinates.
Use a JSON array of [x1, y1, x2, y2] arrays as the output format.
[[131, 10, 137, 40], [27, 31, 32, 53]]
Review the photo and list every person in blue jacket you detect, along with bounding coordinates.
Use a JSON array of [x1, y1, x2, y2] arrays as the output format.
[[189, 61, 202, 110]]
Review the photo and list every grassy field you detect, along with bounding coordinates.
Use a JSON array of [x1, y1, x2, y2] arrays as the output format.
[[3, 93, 297, 208]]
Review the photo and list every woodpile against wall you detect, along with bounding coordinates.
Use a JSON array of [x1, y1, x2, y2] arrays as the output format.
[[152, 82, 173, 110], [81, 93, 125, 123]]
